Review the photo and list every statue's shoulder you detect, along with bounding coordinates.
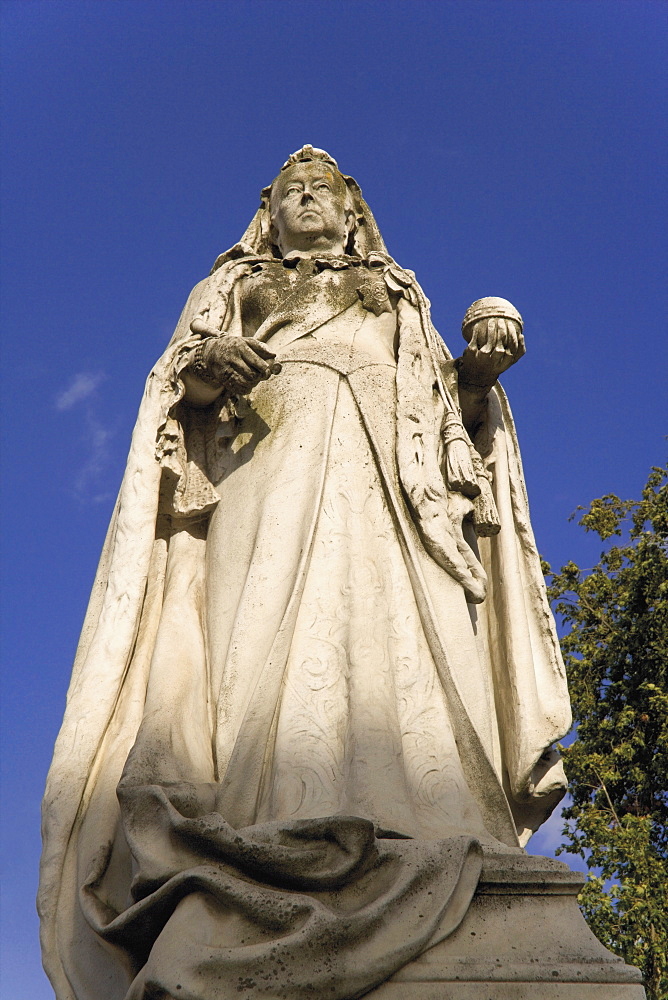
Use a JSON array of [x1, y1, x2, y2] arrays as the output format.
[[204, 251, 277, 294], [210, 242, 276, 276]]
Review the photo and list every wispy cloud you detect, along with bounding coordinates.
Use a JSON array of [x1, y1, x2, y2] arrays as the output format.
[[74, 412, 115, 502], [55, 370, 116, 502], [55, 372, 104, 411]]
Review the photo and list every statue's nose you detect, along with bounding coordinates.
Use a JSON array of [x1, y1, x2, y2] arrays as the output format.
[[301, 189, 315, 203]]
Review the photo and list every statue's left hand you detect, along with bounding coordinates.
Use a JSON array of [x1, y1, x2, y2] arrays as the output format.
[[459, 317, 525, 387]]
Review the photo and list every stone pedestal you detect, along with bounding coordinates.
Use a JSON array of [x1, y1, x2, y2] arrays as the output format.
[[365, 854, 645, 999]]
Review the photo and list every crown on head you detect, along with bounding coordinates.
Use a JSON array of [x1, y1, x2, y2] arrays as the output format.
[[280, 145, 340, 173]]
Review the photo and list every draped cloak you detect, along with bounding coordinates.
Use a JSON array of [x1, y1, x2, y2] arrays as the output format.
[[39, 204, 572, 1000]]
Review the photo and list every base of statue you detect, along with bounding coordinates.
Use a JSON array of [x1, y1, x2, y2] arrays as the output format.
[[364, 853, 645, 999]]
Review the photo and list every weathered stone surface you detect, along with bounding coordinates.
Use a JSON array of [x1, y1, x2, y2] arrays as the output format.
[[366, 854, 646, 998], [39, 147, 643, 999]]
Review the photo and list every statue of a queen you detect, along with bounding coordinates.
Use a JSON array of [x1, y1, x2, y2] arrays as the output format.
[[39, 146, 572, 1000]]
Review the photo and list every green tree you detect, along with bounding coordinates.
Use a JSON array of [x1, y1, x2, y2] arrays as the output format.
[[546, 465, 668, 1000]]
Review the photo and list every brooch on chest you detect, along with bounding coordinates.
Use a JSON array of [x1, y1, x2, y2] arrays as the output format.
[[357, 273, 392, 315]]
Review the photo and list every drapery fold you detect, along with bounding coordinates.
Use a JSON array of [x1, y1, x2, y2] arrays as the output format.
[[81, 796, 482, 1000]]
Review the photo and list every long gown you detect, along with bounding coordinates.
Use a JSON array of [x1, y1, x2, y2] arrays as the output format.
[[39, 250, 571, 1000]]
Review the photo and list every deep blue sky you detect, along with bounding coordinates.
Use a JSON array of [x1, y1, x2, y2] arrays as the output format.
[[1, 2, 666, 995]]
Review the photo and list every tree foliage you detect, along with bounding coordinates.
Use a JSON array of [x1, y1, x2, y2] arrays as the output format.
[[546, 465, 668, 1000]]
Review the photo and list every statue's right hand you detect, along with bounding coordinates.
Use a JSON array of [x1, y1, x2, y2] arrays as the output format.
[[198, 336, 280, 395]]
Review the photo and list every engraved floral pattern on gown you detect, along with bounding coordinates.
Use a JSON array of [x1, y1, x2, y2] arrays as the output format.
[[260, 378, 486, 839], [205, 273, 492, 842]]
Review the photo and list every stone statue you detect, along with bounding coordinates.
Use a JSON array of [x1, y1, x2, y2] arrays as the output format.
[[41, 146, 631, 1000]]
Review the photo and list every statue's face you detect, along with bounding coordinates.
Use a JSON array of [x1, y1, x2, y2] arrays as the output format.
[[270, 161, 352, 255]]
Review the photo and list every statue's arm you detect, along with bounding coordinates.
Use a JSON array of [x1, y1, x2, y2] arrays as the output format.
[[182, 317, 280, 407], [457, 380, 494, 440], [455, 316, 525, 437]]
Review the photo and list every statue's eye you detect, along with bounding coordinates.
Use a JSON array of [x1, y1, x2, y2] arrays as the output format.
[[316, 183, 331, 192], [285, 186, 302, 196]]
